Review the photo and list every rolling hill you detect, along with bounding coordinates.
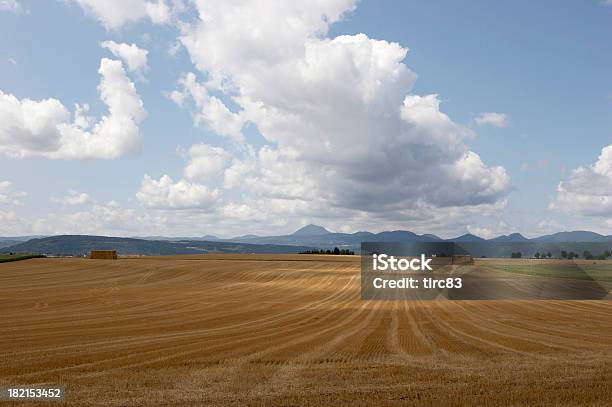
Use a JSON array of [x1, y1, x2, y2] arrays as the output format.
[[0, 235, 316, 256]]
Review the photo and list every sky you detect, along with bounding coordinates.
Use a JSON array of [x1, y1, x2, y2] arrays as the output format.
[[1, 0, 612, 239]]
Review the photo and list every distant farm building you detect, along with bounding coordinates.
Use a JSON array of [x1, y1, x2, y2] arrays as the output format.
[[90, 250, 117, 260]]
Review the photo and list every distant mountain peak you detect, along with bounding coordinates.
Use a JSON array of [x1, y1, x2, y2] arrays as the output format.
[[447, 233, 485, 242], [489, 233, 529, 242], [292, 224, 331, 236]]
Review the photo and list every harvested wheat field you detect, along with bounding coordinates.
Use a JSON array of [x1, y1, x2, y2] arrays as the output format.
[[1, 255, 611, 406]]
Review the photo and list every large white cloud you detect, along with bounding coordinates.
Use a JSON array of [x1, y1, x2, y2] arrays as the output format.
[[100, 41, 149, 77], [0, 58, 146, 159], [550, 144, 612, 217], [159, 0, 511, 224], [69, 0, 173, 29]]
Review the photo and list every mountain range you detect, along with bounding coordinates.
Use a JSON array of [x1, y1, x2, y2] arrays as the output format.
[[1, 225, 612, 257], [224, 225, 612, 245]]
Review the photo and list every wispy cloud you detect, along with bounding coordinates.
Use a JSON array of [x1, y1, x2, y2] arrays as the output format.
[[0, 0, 20, 13], [474, 112, 509, 128], [0, 180, 26, 205], [51, 190, 93, 205]]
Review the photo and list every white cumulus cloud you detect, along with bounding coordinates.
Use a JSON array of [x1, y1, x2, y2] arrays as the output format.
[[69, 0, 172, 29], [136, 174, 219, 209], [0, 58, 146, 159], [166, 0, 511, 222], [100, 41, 149, 77], [183, 143, 228, 180], [550, 144, 612, 217]]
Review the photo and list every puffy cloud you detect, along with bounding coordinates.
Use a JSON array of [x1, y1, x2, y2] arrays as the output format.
[[69, 0, 172, 29], [183, 143, 228, 180], [51, 190, 93, 205], [0, 58, 146, 159], [550, 144, 612, 216], [136, 174, 219, 209], [0, 0, 20, 12], [100, 41, 149, 77], [0, 180, 26, 205], [52, 0, 509, 234], [474, 112, 509, 127]]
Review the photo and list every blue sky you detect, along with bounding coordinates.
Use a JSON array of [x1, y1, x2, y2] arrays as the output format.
[[1, 0, 612, 238]]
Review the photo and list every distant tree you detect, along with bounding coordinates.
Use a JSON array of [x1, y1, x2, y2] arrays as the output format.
[[583, 250, 594, 260], [333, 247, 340, 255], [534, 252, 540, 259], [511, 252, 522, 258], [561, 250, 568, 259], [547, 252, 552, 258], [604, 250, 611, 258]]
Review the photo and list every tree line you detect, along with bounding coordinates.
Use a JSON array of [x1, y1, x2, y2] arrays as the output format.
[[300, 248, 355, 255], [509, 250, 612, 260]]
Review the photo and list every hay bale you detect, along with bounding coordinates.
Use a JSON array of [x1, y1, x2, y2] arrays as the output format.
[[90, 250, 117, 260]]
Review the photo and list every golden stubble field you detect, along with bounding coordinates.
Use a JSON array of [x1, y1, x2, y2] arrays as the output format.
[[1, 255, 611, 406]]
